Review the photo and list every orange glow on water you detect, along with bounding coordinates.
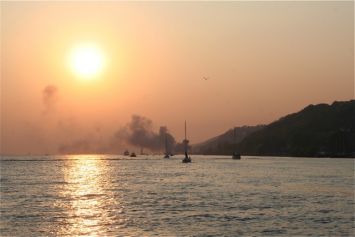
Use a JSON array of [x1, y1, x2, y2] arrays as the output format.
[[59, 155, 122, 236]]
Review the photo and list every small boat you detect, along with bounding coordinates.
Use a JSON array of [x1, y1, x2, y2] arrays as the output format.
[[182, 152, 191, 163], [123, 150, 130, 156], [232, 151, 241, 160], [140, 148, 148, 156], [164, 134, 170, 159], [182, 120, 192, 163], [130, 152, 136, 157], [232, 128, 241, 160]]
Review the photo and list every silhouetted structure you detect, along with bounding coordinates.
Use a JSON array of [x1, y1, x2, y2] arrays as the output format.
[[182, 120, 192, 163], [164, 134, 170, 159]]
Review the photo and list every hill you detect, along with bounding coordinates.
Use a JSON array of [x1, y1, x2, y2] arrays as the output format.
[[196, 100, 355, 157], [192, 125, 265, 154]]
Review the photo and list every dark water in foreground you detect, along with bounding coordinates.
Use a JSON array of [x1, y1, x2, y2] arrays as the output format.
[[0, 155, 354, 236]]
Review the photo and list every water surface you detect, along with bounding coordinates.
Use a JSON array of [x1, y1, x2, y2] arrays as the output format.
[[0, 155, 354, 236]]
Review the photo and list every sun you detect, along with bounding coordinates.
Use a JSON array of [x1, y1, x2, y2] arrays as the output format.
[[69, 43, 105, 79]]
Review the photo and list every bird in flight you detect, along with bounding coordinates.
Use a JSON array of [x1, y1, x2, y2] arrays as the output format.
[[203, 76, 209, 81]]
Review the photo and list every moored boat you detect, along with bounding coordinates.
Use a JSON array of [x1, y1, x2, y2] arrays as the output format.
[[182, 120, 192, 163], [164, 134, 170, 159]]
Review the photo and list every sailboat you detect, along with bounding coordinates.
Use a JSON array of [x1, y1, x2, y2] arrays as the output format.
[[164, 134, 170, 159], [232, 127, 241, 160], [182, 120, 192, 163]]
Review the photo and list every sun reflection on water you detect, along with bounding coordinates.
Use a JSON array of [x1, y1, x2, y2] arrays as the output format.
[[58, 155, 123, 236]]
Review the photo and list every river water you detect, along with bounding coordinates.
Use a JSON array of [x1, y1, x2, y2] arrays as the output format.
[[0, 155, 354, 236]]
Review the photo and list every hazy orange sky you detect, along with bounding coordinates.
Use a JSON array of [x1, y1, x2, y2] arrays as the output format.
[[1, 1, 354, 154]]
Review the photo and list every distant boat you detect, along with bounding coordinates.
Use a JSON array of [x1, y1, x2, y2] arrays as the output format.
[[232, 127, 241, 160], [182, 120, 192, 163], [164, 135, 170, 159], [140, 148, 147, 155], [232, 151, 241, 160], [130, 152, 136, 157], [123, 150, 130, 156]]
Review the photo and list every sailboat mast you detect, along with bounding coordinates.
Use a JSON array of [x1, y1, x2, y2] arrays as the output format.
[[184, 120, 187, 153], [185, 120, 187, 140], [165, 134, 168, 154], [182, 120, 191, 162]]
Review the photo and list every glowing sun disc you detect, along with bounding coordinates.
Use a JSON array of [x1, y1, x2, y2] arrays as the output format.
[[69, 43, 105, 78]]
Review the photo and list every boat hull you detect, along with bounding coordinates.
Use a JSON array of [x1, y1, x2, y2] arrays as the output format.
[[182, 155, 192, 163], [232, 152, 241, 160]]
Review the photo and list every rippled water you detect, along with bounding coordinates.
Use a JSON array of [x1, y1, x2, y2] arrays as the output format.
[[0, 155, 354, 236]]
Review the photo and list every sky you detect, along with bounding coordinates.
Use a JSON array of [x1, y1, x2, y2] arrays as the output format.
[[1, 1, 354, 155]]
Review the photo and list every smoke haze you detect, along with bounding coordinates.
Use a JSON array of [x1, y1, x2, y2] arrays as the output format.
[[42, 85, 58, 114], [114, 115, 176, 153]]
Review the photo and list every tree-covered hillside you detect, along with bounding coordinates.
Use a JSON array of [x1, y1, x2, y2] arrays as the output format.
[[197, 100, 355, 157]]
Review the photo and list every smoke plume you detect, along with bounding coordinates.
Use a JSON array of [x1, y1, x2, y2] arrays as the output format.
[[42, 85, 58, 114], [57, 115, 180, 154], [115, 115, 176, 152]]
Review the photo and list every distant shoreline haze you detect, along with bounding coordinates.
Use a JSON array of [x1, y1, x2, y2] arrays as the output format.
[[1, 100, 354, 158]]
